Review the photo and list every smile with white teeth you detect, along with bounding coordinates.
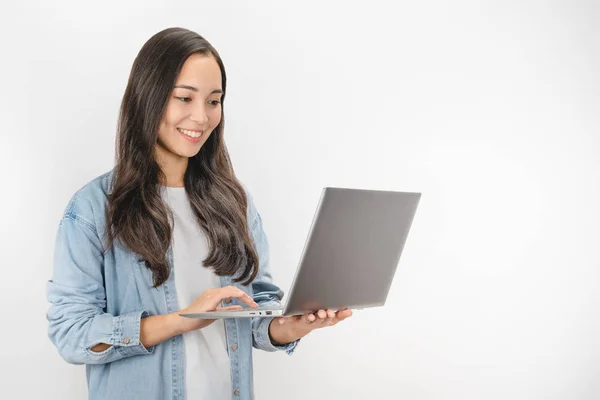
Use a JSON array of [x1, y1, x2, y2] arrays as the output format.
[[177, 128, 203, 138]]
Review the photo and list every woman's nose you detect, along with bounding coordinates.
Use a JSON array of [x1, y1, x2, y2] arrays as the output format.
[[189, 106, 208, 125]]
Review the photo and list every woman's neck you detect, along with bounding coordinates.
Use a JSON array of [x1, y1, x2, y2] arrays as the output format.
[[155, 145, 188, 187]]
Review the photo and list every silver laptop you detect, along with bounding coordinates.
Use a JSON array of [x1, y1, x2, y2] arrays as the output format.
[[180, 187, 421, 319]]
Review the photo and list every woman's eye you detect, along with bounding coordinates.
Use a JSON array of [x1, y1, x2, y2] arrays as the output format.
[[208, 100, 222, 106], [176, 97, 191, 103]]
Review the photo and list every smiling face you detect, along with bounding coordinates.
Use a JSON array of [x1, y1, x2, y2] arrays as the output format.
[[156, 53, 223, 170]]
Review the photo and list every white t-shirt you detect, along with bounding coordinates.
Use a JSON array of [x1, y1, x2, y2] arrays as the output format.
[[162, 186, 232, 400]]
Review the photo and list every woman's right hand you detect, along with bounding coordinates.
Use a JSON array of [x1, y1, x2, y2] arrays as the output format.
[[176, 286, 259, 333]]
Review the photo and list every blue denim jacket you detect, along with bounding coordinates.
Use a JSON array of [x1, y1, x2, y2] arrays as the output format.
[[46, 170, 298, 400]]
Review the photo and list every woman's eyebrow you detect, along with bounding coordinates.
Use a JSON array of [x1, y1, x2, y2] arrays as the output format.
[[174, 84, 222, 94]]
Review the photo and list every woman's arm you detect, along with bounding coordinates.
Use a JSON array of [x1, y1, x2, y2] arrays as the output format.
[[47, 204, 155, 365], [92, 285, 257, 352], [91, 312, 183, 352]]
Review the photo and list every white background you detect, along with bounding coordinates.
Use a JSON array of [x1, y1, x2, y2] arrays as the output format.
[[1, 1, 599, 399]]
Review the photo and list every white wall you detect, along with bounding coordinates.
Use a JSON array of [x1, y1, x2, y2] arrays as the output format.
[[1, 1, 598, 399]]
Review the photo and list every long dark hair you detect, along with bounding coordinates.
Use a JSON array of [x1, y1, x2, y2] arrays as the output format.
[[106, 27, 258, 287]]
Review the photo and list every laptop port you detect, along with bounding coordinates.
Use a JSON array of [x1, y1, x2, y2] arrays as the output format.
[[266, 311, 272, 315]]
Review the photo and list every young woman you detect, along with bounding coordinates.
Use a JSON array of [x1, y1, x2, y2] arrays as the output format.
[[46, 27, 352, 400]]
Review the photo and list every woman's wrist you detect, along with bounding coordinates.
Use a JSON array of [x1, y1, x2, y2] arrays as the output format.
[[170, 311, 196, 335]]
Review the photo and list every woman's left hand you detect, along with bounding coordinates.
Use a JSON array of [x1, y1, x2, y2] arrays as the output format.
[[269, 308, 353, 345]]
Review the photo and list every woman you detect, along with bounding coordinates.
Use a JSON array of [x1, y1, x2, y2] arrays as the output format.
[[46, 27, 352, 400]]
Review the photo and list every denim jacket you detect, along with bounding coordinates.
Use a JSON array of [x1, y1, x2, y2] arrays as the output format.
[[46, 170, 298, 400]]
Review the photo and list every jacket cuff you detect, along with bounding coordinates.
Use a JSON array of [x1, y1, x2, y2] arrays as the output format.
[[254, 316, 300, 355], [112, 310, 155, 357]]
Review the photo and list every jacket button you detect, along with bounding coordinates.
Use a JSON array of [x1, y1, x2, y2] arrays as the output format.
[[123, 338, 130, 344], [231, 343, 237, 351], [225, 297, 232, 304], [234, 390, 239, 396]]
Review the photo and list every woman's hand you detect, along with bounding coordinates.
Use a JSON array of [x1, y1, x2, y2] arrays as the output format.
[[176, 286, 258, 333], [269, 308, 353, 345]]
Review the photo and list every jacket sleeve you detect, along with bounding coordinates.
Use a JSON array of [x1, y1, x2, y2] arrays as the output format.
[[247, 192, 299, 355], [46, 207, 154, 365]]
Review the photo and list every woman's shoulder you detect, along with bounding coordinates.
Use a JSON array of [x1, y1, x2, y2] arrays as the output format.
[[60, 170, 114, 231]]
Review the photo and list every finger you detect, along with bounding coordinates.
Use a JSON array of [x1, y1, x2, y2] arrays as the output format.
[[305, 313, 316, 323], [224, 286, 258, 308], [323, 309, 350, 326], [317, 313, 333, 327], [316, 309, 327, 319], [336, 309, 353, 321], [323, 309, 336, 325]]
